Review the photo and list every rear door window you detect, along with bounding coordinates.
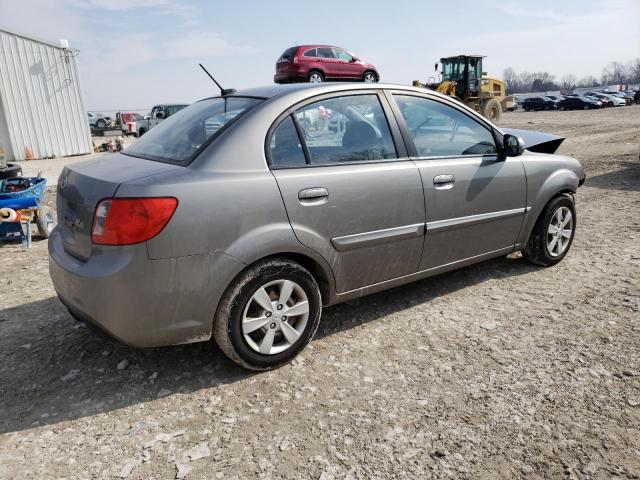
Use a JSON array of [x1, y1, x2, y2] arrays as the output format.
[[303, 48, 317, 58], [317, 47, 335, 59], [293, 94, 397, 165], [393, 95, 496, 157]]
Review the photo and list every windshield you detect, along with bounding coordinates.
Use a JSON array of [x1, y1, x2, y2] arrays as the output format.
[[124, 97, 263, 165]]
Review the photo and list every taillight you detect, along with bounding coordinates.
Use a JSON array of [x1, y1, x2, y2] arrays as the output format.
[[293, 55, 299, 64], [91, 197, 178, 245]]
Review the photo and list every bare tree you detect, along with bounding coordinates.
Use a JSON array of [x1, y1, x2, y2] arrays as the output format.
[[502, 67, 518, 93], [577, 76, 600, 88], [602, 61, 627, 85], [561, 74, 577, 90], [627, 58, 640, 83]]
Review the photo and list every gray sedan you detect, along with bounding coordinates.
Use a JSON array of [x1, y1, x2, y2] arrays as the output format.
[[50, 83, 585, 370]]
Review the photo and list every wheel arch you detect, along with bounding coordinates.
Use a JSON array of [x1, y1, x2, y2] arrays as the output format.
[[518, 168, 579, 246], [308, 68, 325, 79], [363, 69, 378, 81], [222, 249, 336, 307]]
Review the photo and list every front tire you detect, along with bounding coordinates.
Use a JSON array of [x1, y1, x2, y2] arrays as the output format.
[[482, 99, 502, 121], [363, 71, 377, 83], [213, 258, 322, 370], [523, 195, 576, 267]]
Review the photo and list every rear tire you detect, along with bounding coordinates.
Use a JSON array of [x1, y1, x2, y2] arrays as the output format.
[[138, 128, 146, 137], [308, 70, 324, 83], [213, 258, 322, 371], [523, 195, 576, 267]]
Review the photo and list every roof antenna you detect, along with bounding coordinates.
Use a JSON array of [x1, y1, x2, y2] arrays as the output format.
[[199, 63, 236, 96]]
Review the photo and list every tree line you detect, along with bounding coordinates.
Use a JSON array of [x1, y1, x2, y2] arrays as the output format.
[[502, 58, 640, 94]]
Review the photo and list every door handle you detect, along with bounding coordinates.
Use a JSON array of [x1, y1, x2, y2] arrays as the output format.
[[298, 187, 329, 204], [433, 174, 455, 187]]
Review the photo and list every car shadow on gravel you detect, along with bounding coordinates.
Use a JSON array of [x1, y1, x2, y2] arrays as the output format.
[[586, 161, 640, 191], [0, 255, 536, 434]]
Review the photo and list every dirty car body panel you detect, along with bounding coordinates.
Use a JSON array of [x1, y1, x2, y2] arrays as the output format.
[[49, 83, 584, 349]]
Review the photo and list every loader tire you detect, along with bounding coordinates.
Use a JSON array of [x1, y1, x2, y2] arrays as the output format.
[[482, 99, 502, 122]]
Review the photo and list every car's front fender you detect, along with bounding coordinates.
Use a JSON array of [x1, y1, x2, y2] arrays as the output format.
[[517, 155, 583, 246]]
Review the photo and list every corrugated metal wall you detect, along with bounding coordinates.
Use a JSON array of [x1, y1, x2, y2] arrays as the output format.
[[0, 28, 92, 161]]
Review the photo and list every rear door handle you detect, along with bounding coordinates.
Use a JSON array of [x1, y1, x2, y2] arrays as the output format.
[[298, 187, 329, 204], [433, 174, 455, 187]]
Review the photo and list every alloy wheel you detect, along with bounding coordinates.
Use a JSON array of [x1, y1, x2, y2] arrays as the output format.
[[364, 72, 376, 83], [242, 280, 309, 355], [309, 73, 323, 83], [546, 206, 573, 257]]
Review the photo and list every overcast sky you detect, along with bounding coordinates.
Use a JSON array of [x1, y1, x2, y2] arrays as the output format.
[[1, 0, 639, 111]]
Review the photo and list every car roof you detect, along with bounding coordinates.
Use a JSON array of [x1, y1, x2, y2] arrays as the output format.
[[225, 82, 454, 101]]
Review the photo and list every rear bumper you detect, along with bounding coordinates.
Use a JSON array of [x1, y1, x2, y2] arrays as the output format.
[[48, 228, 246, 348]]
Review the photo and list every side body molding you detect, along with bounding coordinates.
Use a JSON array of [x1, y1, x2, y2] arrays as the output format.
[[331, 223, 425, 252]]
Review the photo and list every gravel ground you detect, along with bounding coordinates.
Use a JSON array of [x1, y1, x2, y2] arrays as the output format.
[[1, 106, 639, 480]]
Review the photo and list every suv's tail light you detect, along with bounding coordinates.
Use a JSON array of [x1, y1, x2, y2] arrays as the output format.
[[92, 197, 178, 245], [293, 55, 299, 64]]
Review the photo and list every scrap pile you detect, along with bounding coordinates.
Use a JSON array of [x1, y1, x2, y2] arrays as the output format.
[[0, 174, 54, 249]]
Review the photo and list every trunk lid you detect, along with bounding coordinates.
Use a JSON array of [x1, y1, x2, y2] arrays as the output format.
[[56, 153, 180, 260]]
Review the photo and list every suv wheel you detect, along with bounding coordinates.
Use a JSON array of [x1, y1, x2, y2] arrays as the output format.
[[523, 195, 576, 267], [308, 70, 324, 83], [363, 71, 377, 83], [213, 258, 322, 370]]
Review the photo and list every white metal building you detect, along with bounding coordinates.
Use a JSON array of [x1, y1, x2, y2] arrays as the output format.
[[0, 27, 92, 162]]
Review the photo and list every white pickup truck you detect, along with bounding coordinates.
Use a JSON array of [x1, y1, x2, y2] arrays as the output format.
[[136, 103, 189, 136]]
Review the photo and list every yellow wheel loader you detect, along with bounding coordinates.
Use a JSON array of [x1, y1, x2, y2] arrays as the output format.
[[413, 55, 514, 122]]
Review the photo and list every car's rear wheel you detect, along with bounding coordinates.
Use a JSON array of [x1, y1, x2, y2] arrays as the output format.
[[138, 128, 146, 137], [96, 119, 107, 128], [363, 71, 377, 83], [523, 194, 576, 267], [308, 70, 324, 83], [213, 258, 322, 370]]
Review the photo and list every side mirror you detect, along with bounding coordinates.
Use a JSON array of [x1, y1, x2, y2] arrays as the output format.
[[156, 111, 166, 119], [503, 134, 525, 157], [349, 57, 357, 62]]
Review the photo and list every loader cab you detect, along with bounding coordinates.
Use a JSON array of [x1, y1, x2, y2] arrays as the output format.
[[439, 55, 484, 99]]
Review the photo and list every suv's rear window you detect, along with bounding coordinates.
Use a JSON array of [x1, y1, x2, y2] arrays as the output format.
[[123, 97, 263, 165]]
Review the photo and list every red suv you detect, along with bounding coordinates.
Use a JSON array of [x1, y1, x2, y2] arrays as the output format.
[[274, 45, 379, 84]]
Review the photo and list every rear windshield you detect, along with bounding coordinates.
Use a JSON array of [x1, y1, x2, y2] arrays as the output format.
[[123, 97, 263, 165], [280, 47, 297, 59]]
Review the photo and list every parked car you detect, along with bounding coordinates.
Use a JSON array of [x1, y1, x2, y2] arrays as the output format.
[[558, 96, 602, 110], [136, 104, 189, 136], [115, 112, 145, 136], [274, 45, 379, 84], [87, 112, 110, 129], [585, 92, 625, 107], [545, 95, 565, 102], [523, 97, 556, 111], [50, 83, 584, 370]]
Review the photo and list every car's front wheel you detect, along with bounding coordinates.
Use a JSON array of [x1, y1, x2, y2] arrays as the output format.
[[213, 258, 322, 370], [523, 194, 576, 267], [363, 71, 377, 83]]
